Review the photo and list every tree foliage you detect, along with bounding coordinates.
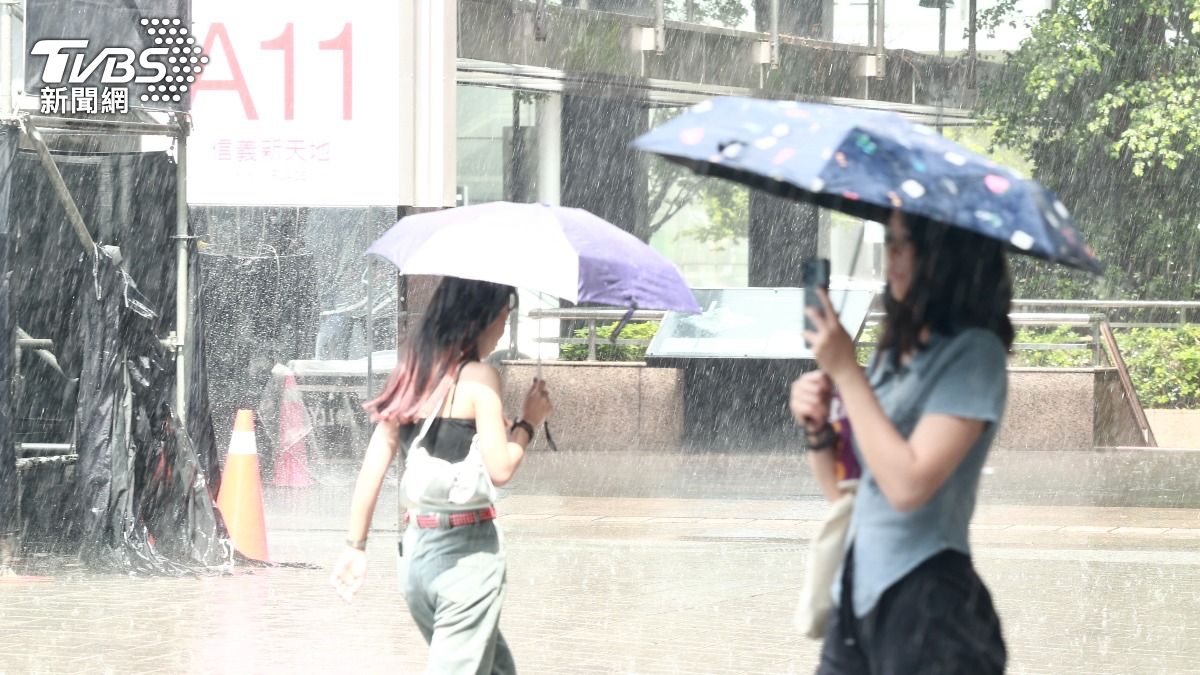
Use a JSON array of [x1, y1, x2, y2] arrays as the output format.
[[644, 108, 750, 245], [663, 0, 749, 27], [984, 0, 1200, 300]]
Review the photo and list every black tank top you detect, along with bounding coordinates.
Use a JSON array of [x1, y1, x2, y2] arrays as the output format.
[[399, 363, 477, 464]]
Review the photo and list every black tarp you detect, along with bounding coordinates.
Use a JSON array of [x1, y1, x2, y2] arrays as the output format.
[[69, 249, 226, 571], [0, 135, 227, 572], [0, 126, 17, 539]]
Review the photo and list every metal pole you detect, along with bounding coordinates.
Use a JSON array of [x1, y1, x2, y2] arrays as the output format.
[[16, 443, 73, 456], [686, 0, 696, 22], [655, 0, 666, 55], [510, 93, 521, 201], [534, 0, 548, 40], [175, 116, 190, 421], [26, 116, 181, 136], [508, 300, 519, 359], [937, 1, 946, 134], [536, 94, 561, 205], [770, 0, 780, 68], [21, 120, 96, 253], [968, 0, 977, 88], [875, 0, 886, 77], [867, 0, 875, 48], [366, 259, 373, 400], [15, 327, 64, 377], [0, 0, 13, 117], [587, 320, 597, 361], [938, 2, 946, 60]]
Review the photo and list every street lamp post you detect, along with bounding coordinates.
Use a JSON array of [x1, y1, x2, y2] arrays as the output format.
[[919, 0, 953, 132], [918, 0, 951, 59]]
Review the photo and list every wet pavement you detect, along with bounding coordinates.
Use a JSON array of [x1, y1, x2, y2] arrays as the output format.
[[3, 486, 1199, 674]]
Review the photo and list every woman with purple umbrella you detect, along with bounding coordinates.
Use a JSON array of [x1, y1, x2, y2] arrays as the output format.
[[331, 277, 551, 675], [790, 211, 1011, 674], [328, 202, 697, 674]]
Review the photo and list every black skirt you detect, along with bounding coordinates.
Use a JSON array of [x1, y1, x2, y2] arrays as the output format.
[[816, 548, 1007, 675]]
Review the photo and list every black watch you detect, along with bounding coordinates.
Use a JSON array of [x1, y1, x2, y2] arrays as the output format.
[[511, 418, 536, 442]]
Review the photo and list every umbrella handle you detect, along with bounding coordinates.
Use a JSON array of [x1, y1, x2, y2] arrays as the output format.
[[609, 304, 638, 344]]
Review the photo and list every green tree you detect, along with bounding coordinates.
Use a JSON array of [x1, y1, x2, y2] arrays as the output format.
[[663, 0, 749, 27], [984, 0, 1200, 301], [644, 108, 750, 245]]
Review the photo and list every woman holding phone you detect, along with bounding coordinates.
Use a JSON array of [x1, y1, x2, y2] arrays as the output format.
[[790, 210, 1011, 674]]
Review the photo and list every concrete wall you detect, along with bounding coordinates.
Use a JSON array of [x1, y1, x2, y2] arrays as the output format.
[[1144, 409, 1200, 449], [991, 369, 1095, 451], [498, 361, 684, 453], [500, 363, 1156, 453], [993, 368, 1152, 451]]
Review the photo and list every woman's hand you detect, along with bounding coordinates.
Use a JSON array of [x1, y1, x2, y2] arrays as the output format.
[[790, 370, 833, 432], [802, 288, 860, 384], [521, 377, 553, 427], [330, 546, 367, 603]]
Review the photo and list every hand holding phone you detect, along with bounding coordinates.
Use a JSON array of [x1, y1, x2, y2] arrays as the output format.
[[802, 258, 831, 338]]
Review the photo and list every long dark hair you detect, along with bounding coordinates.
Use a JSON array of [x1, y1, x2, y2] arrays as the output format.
[[879, 216, 1014, 366], [365, 277, 514, 424]]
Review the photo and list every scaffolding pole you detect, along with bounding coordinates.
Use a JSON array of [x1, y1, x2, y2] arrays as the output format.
[[20, 120, 97, 253], [175, 116, 190, 422], [0, 0, 12, 117]]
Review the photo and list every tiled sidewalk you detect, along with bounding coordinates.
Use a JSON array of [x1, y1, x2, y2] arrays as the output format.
[[2, 494, 1198, 674]]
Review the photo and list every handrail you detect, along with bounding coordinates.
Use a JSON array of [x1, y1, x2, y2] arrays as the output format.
[[526, 308, 667, 321], [1097, 319, 1157, 446], [1013, 299, 1200, 309], [1013, 298, 1197, 324]]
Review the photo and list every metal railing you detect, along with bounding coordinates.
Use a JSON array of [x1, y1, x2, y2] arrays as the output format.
[[523, 305, 1158, 445], [14, 444, 78, 472], [1011, 299, 1199, 327], [526, 308, 666, 361], [524, 303, 1196, 363]]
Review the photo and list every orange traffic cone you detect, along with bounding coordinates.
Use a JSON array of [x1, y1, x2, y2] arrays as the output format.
[[216, 410, 270, 562], [271, 373, 314, 488]]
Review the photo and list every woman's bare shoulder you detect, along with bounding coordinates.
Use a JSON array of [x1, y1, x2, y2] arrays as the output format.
[[459, 360, 502, 389]]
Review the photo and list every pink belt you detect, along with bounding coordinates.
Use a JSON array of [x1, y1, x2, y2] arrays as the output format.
[[403, 506, 498, 529]]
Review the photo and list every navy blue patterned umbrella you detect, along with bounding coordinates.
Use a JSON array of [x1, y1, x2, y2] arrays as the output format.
[[633, 97, 1102, 274]]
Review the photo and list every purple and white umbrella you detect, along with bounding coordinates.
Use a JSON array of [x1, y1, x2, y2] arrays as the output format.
[[367, 202, 700, 313]]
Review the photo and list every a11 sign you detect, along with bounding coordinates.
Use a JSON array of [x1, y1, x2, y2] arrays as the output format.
[[188, 1, 402, 207]]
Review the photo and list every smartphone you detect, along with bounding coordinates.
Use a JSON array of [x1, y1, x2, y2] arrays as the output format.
[[802, 258, 831, 336]]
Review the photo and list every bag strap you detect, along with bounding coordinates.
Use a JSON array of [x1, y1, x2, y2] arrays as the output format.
[[410, 385, 449, 449], [409, 359, 471, 448]]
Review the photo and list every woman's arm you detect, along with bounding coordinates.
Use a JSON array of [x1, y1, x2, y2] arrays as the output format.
[[345, 419, 402, 544], [832, 368, 982, 511], [332, 418, 400, 602], [808, 449, 842, 502], [464, 364, 547, 486], [789, 371, 843, 502], [804, 291, 985, 512]]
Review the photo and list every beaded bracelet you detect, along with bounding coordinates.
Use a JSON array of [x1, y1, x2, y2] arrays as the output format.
[[805, 423, 838, 452]]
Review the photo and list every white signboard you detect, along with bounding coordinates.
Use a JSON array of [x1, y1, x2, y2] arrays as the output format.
[[187, 1, 402, 206]]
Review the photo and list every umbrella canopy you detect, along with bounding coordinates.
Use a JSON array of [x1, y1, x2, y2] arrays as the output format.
[[633, 97, 1103, 274], [367, 202, 700, 313]]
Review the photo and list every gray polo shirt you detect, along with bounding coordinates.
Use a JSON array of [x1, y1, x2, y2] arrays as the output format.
[[833, 327, 1008, 618]]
